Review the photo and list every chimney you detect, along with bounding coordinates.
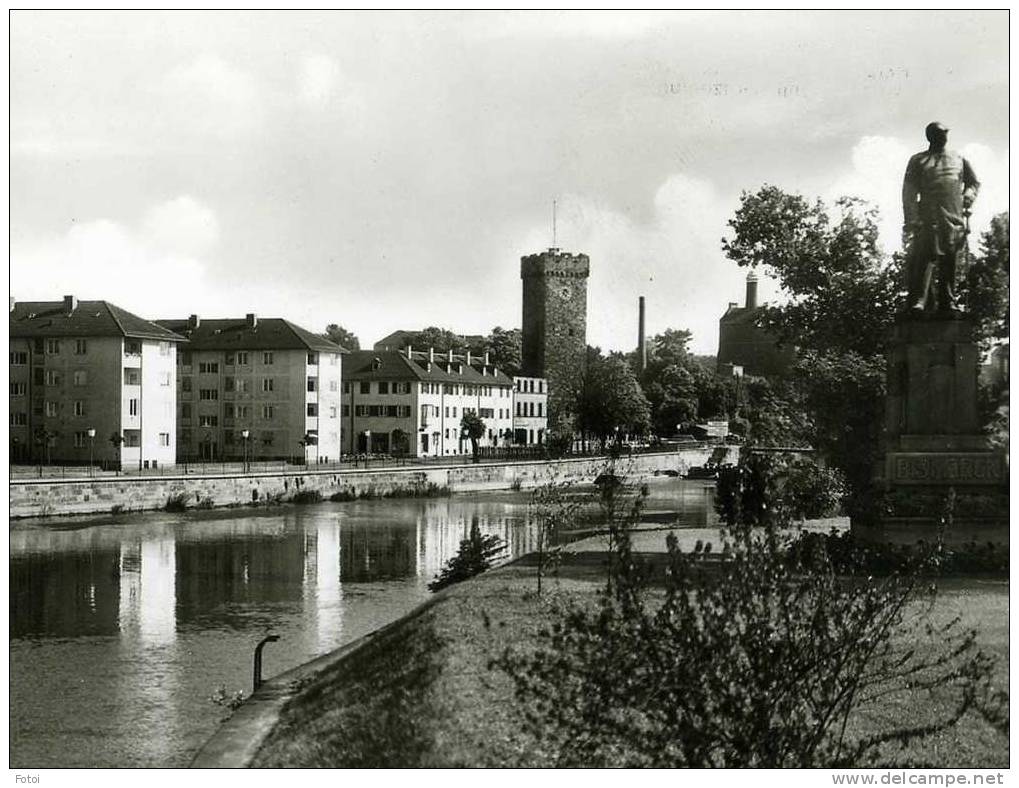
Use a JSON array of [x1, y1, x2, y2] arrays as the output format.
[[406, 345, 413, 359], [246, 313, 257, 329], [63, 295, 77, 314], [745, 272, 758, 310], [483, 351, 490, 365], [466, 350, 472, 365], [447, 349, 454, 362], [187, 314, 201, 330], [638, 296, 647, 372], [429, 347, 435, 363]]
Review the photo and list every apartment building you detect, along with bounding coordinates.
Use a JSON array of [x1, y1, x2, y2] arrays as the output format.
[[512, 375, 549, 445], [156, 314, 344, 464], [9, 296, 185, 469], [341, 348, 530, 457]]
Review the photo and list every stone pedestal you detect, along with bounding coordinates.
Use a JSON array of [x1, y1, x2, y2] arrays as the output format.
[[853, 317, 1008, 546]]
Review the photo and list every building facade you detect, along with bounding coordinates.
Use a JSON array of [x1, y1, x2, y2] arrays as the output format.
[[10, 296, 185, 469], [156, 315, 344, 464], [717, 273, 795, 379], [520, 248, 589, 430], [341, 348, 546, 457], [512, 375, 549, 445]]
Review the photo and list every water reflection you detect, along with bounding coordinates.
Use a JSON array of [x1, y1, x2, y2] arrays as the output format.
[[10, 482, 715, 767]]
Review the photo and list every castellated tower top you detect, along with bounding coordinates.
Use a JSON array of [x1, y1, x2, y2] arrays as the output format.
[[521, 249, 590, 279]]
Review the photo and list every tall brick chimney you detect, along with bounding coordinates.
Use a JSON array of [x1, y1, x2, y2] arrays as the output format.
[[745, 272, 759, 310], [638, 296, 647, 372]]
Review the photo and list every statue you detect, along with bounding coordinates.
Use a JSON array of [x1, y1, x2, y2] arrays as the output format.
[[901, 121, 980, 314]]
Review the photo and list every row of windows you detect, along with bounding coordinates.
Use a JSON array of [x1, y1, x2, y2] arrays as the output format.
[[516, 379, 546, 394], [354, 405, 414, 418], [178, 429, 339, 446], [180, 376, 338, 394], [517, 401, 544, 417], [23, 369, 91, 387], [180, 351, 340, 367]]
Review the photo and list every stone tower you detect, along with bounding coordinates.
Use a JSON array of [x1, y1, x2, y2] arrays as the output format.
[[521, 248, 590, 429]]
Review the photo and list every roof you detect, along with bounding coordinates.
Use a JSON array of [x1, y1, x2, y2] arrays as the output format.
[[344, 349, 515, 385], [155, 317, 345, 353], [373, 329, 487, 351], [10, 299, 186, 342]]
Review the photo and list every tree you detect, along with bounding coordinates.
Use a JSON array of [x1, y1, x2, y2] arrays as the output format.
[[428, 517, 506, 592], [391, 428, 410, 462], [721, 187, 899, 509], [460, 411, 486, 463], [324, 324, 360, 350], [960, 211, 1009, 350], [482, 326, 522, 375], [408, 327, 467, 354], [578, 354, 651, 449]]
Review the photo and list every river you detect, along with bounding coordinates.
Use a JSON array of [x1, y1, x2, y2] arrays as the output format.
[[9, 479, 717, 768]]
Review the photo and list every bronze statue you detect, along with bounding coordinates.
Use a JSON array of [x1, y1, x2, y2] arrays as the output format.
[[901, 121, 980, 314]]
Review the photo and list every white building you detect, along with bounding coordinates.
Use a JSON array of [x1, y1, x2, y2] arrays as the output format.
[[9, 296, 185, 470]]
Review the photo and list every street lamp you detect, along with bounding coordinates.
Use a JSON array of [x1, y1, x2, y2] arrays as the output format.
[[87, 427, 96, 477], [241, 429, 250, 473]]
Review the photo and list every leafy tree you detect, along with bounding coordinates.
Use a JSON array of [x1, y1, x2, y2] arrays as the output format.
[[482, 326, 522, 375], [324, 324, 360, 350], [721, 187, 899, 508], [460, 411, 486, 463], [428, 517, 506, 592], [408, 327, 468, 354], [961, 212, 1009, 349], [578, 353, 651, 449]]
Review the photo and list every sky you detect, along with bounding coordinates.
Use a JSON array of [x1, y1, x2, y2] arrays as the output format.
[[9, 10, 1009, 355]]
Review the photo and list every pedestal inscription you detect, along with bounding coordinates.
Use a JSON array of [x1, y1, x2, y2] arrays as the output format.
[[887, 452, 1005, 485]]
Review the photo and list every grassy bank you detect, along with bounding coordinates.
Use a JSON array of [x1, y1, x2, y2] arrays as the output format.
[[250, 553, 1008, 768]]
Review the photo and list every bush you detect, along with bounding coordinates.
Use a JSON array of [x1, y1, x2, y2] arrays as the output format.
[[428, 520, 506, 593], [291, 489, 324, 504], [165, 491, 190, 512], [782, 459, 847, 520], [195, 495, 215, 510], [495, 489, 1003, 767]]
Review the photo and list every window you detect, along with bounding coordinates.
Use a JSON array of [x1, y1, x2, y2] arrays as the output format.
[[181, 377, 192, 392], [236, 378, 249, 393], [237, 352, 249, 365], [159, 372, 171, 387], [452, 407, 458, 417], [45, 401, 58, 416], [73, 401, 86, 416], [199, 389, 219, 401], [516, 402, 522, 417], [360, 381, 370, 394], [329, 380, 338, 392], [45, 370, 61, 386], [181, 403, 192, 419], [307, 377, 318, 392], [9, 351, 27, 365], [307, 403, 318, 417], [261, 431, 274, 446], [329, 406, 337, 418], [539, 381, 545, 393], [444, 407, 449, 418], [236, 405, 250, 419], [159, 341, 171, 356], [262, 405, 274, 420], [73, 370, 88, 386], [224, 403, 234, 419], [181, 351, 193, 366], [529, 402, 535, 417], [124, 431, 141, 447], [342, 404, 351, 417], [10, 412, 27, 426], [159, 433, 170, 447], [262, 352, 274, 365], [125, 340, 141, 355], [129, 399, 139, 416], [199, 362, 219, 374], [74, 339, 87, 355], [9, 382, 26, 397], [307, 352, 318, 365], [537, 402, 543, 417], [385, 405, 398, 417], [199, 415, 218, 427], [46, 339, 60, 355], [378, 381, 389, 395], [480, 408, 494, 418], [124, 368, 141, 385], [224, 377, 235, 392], [261, 378, 274, 392], [343, 382, 351, 393], [224, 353, 235, 366], [329, 354, 338, 366], [74, 431, 89, 448]]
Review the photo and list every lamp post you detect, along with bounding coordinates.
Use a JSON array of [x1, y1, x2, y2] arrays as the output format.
[[241, 429, 250, 473], [87, 427, 96, 477], [364, 430, 371, 469]]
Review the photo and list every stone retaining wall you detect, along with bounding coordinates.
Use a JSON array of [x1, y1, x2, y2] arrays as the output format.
[[9, 449, 717, 519]]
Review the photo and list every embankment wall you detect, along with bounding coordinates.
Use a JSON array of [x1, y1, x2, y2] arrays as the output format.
[[10, 449, 716, 519]]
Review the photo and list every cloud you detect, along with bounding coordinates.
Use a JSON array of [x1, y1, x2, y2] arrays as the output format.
[[10, 197, 222, 318], [159, 55, 261, 137], [298, 54, 341, 106], [165, 54, 257, 106]]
